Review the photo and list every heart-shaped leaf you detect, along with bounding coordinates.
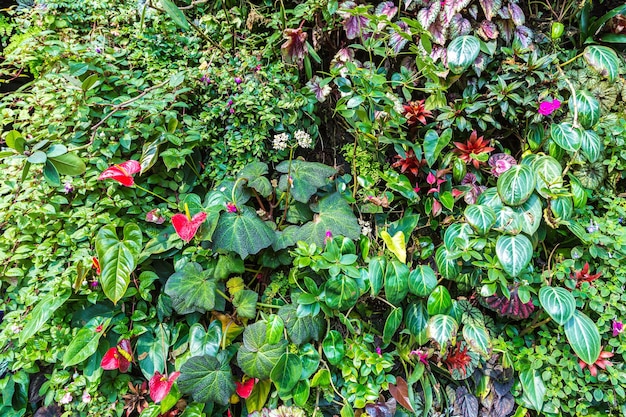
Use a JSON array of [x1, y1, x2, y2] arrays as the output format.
[[405, 302, 429, 342], [550, 122, 581, 153], [532, 155, 563, 198], [237, 321, 288, 379], [424, 128, 453, 167], [497, 164, 536, 206], [569, 90, 600, 128], [238, 162, 273, 198], [464, 204, 496, 235], [496, 234, 533, 277], [408, 265, 438, 297], [447, 35, 480, 74], [277, 160, 336, 203], [233, 289, 258, 319], [212, 205, 275, 259], [96, 224, 143, 304], [476, 187, 503, 209], [443, 223, 474, 250], [164, 262, 217, 314], [322, 330, 345, 365], [427, 314, 458, 347], [295, 193, 360, 247], [271, 353, 303, 395], [564, 310, 601, 365], [178, 355, 235, 405], [189, 322, 222, 358], [583, 45, 619, 82], [381, 230, 406, 263], [137, 324, 170, 380], [539, 286, 576, 325], [385, 260, 410, 305]]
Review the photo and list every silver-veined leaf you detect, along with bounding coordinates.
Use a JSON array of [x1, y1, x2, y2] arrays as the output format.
[[408, 265, 438, 297], [427, 314, 458, 347], [579, 129, 603, 163], [464, 204, 496, 235], [539, 286, 576, 325], [564, 310, 601, 365], [497, 164, 536, 206], [447, 36, 481, 74], [550, 122, 581, 152], [496, 234, 533, 277], [532, 155, 563, 198], [569, 90, 600, 128], [583, 45, 620, 82]]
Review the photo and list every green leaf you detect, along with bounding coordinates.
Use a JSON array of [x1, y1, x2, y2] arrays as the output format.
[[579, 129, 603, 163], [519, 369, 546, 412], [81, 73, 99, 92], [497, 164, 536, 206], [43, 160, 60, 187], [427, 286, 452, 315], [405, 302, 429, 343], [164, 262, 217, 314], [447, 36, 481, 74], [496, 234, 533, 278], [137, 324, 169, 380], [140, 136, 166, 174], [62, 317, 111, 367], [233, 289, 258, 319], [532, 155, 563, 198], [160, 0, 190, 30], [169, 72, 185, 88], [277, 160, 336, 203], [213, 206, 275, 259], [385, 260, 410, 305], [383, 307, 403, 345], [238, 162, 272, 197], [266, 315, 285, 345], [323, 275, 359, 310], [564, 310, 601, 365], [424, 128, 453, 167], [512, 193, 542, 235], [435, 246, 460, 280], [237, 322, 287, 380], [296, 193, 360, 247], [20, 289, 71, 345], [462, 323, 490, 356], [550, 122, 581, 153], [477, 187, 503, 209], [427, 314, 458, 347], [279, 304, 324, 345], [550, 196, 573, 221], [299, 343, 320, 380], [381, 230, 406, 263], [444, 223, 474, 250], [464, 205, 496, 235], [322, 330, 345, 365], [49, 153, 86, 175], [583, 45, 620, 82], [96, 224, 142, 304], [569, 90, 600, 128], [493, 206, 524, 234], [570, 175, 588, 209], [5, 130, 25, 153], [293, 380, 310, 407], [178, 355, 235, 405], [189, 322, 222, 358], [539, 286, 576, 325], [179, 403, 204, 417], [27, 150, 47, 164], [271, 353, 303, 394], [408, 265, 438, 297], [368, 257, 386, 297], [46, 144, 67, 158], [246, 379, 272, 413]]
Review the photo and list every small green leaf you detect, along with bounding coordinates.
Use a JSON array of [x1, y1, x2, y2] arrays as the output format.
[[408, 265, 438, 297], [81, 73, 99, 92], [178, 355, 235, 405], [27, 150, 47, 164], [233, 289, 258, 318], [427, 286, 452, 315], [160, 0, 190, 30], [322, 330, 345, 365], [569, 90, 600, 128], [293, 380, 310, 407], [368, 257, 386, 297], [277, 160, 336, 203], [5, 130, 25, 153], [137, 325, 170, 380], [323, 275, 359, 311], [189, 322, 222, 358], [266, 315, 285, 345], [383, 307, 403, 345], [43, 160, 61, 187]]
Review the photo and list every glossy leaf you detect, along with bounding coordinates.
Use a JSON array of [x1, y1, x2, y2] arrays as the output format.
[[447, 35, 481, 74], [464, 204, 496, 235], [405, 302, 429, 342], [427, 286, 452, 315], [299, 343, 320, 380], [271, 353, 303, 394], [564, 310, 601, 365], [322, 330, 345, 365], [388, 377, 414, 413], [479, 0, 502, 20], [383, 307, 403, 345], [189, 322, 222, 358], [293, 380, 310, 407], [427, 314, 458, 347], [462, 322, 490, 356], [295, 193, 360, 247], [237, 321, 287, 380], [19, 289, 70, 345], [381, 230, 406, 263], [519, 369, 546, 412], [246, 379, 272, 413], [213, 206, 275, 259], [532, 155, 563, 198], [496, 234, 533, 278], [137, 325, 170, 380], [493, 206, 523, 235], [385, 260, 410, 305], [178, 355, 235, 405], [550, 122, 581, 153], [323, 275, 359, 310], [550, 196, 573, 221], [497, 164, 536, 206], [539, 286, 576, 325], [579, 129, 603, 163], [62, 317, 110, 367], [583, 45, 619, 82], [443, 223, 474, 250], [424, 128, 453, 167], [278, 304, 324, 345], [368, 256, 386, 297], [569, 90, 600, 128], [160, 0, 190, 30], [512, 193, 542, 235], [164, 262, 217, 314], [277, 160, 336, 203], [140, 136, 166, 174], [408, 265, 438, 297], [435, 246, 460, 280], [265, 314, 285, 345], [49, 153, 86, 176]]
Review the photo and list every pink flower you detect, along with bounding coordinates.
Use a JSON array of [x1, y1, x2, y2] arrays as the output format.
[[149, 371, 181, 402], [82, 391, 91, 403], [613, 320, 623, 337], [376, 346, 382, 356], [410, 349, 429, 365], [426, 172, 436, 185], [59, 392, 73, 405], [172, 212, 207, 243], [538, 99, 561, 116], [488, 153, 517, 177], [324, 230, 333, 244], [146, 209, 165, 224], [226, 202, 237, 213], [98, 160, 141, 187]]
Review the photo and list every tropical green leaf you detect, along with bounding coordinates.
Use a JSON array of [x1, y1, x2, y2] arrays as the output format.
[[137, 324, 169, 380], [570, 175, 588, 209], [579, 129, 603, 163], [550, 196, 573, 221], [189, 322, 222, 358], [550, 122, 581, 153], [424, 128, 453, 166], [464, 205, 496, 235], [62, 317, 111, 367], [368, 256, 386, 297], [212, 206, 275, 259], [532, 155, 563, 198], [477, 187, 503, 209], [271, 353, 303, 394], [164, 262, 217, 314], [405, 302, 429, 343], [569, 90, 600, 128], [322, 330, 345, 365], [462, 322, 490, 356], [266, 314, 285, 345], [323, 275, 359, 310], [233, 289, 258, 318], [278, 304, 324, 345], [160, 0, 190, 30], [497, 164, 536, 206], [293, 380, 310, 407], [381, 230, 406, 263], [277, 160, 336, 203], [564, 310, 601, 365], [408, 265, 438, 297], [140, 136, 166, 174], [447, 36, 481, 74], [385, 260, 410, 305], [19, 289, 70, 345], [237, 321, 287, 379], [427, 314, 458, 347], [493, 206, 524, 235], [583, 45, 620, 82], [539, 286, 576, 325], [443, 223, 474, 250], [512, 193, 542, 235], [49, 153, 86, 176], [519, 369, 546, 412], [299, 344, 320, 380], [427, 286, 452, 315], [496, 234, 533, 277], [238, 162, 272, 197], [43, 160, 60, 187], [178, 355, 235, 405], [383, 307, 403, 345], [295, 193, 360, 247], [435, 246, 460, 280]]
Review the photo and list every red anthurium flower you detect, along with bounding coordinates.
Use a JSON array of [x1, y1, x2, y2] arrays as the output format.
[[149, 371, 181, 402], [97, 160, 141, 187], [235, 378, 256, 399], [101, 339, 132, 373], [172, 212, 207, 243], [92, 257, 101, 275]]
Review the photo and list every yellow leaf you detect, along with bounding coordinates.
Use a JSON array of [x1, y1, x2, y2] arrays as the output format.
[[381, 230, 406, 264]]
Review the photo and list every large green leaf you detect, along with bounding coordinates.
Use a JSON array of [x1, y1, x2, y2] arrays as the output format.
[[212, 205, 275, 259], [427, 286, 452, 315], [496, 234, 533, 278], [299, 344, 320, 380], [385, 260, 409, 305], [550, 122, 581, 153], [178, 355, 235, 405], [383, 307, 403, 345], [443, 223, 474, 250], [532, 155, 563, 198], [137, 324, 169, 380], [238, 322, 287, 380], [408, 265, 438, 297], [550, 196, 573, 221], [569, 90, 600, 128], [519, 370, 546, 412], [493, 206, 523, 235], [322, 330, 345, 365], [583, 45, 620, 82], [233, 289, 258, 319], [405, 302, 429, 343], [160, 0, 190, 30], [435, 246, 460, 280], [19, 289, 70, 345], [237, 162, 272, 197], [476, 187, 503, 209], [49, 152, 86, 176], [423, 128, 453, 167], [446, 35, 480, 74], [95, 223, 143, 304], [512, 193, 542, 235], [427, 314, 458, 347], [164, 262, 217, 314], [497, 164, 536, 206], [464, 205, 496, 235], [462, 322, 490, 356], [539, 286, 576, 325], [295, 193, 360, 247], [189, 322, 222, 358], [62, 317, 111, 367], [564, 310, 601, 365], [271, 353, 303, 394], [278, 304, 324, 345], [323, 275, 359, 310], [579, 129, 603, 163], [277, 160, 336, 203]]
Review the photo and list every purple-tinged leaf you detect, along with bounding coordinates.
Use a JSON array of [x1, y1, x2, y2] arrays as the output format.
[[473, 53, 488, 77], [376, 1, 397, 17], [497, 19, 515, 43], [454, 387, 479, 417], [339, 1, 370, 39], [479, 0, 502, 21], [508, 2, 525, 25], [478, 20, 500, 40], [441, 2, 456, 27], [430, 45, 446, 63], [468, 4, 478, 19], [452, 0, 472, 13], [493, 394, 516, 417], [429, 20, 447, 45], [417, 2, 441, 30], [388, 377, 415, 412], [498, 4, 511, 19], [390, 22, 411, 53], [449, 14, 471, 38], [281, 28, 308, 65], [365, 398, 396, 417], [513, 25, 534, 49]]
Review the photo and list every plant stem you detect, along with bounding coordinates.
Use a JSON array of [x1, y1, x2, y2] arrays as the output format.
[[134, 184, 176, 208], [560, 51, 585, 68], [256, 302, 281, 309], [520, 317, 552, 336]]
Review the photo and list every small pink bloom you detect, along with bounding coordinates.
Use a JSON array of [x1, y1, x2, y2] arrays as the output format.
[[488, 153, 517, 177], [376, 347, 382, 356], [146, 209, 165, 224], [324, 230, 333, 244], [413, 186, 421, 193], [82, 391, 91, 403], [95, 325, 103, 333], [226, 202, 237, 213], [538, 99, 561, 116], [234, 77, 243, 84], [613, 320, 623, 337], [235, 378, 256, 399], [431, 199, 442, 217], [410, 349, 429, 365], [59, 392, 73, 405]]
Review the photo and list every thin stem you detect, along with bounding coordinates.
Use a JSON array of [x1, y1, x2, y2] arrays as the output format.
[[134, 184, 175, 208], [559, 51, 585, 68], [278, 147, 295, 229], [216, 288, 230, 301], [520, 317, 552, 336], [375, 296, 397, 309], [256, 302, 281, 309]]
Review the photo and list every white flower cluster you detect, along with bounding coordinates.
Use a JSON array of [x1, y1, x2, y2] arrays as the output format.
[[358, 219, 372, 236], [294, 130, 312, 149], [272, 133, 290, 151]]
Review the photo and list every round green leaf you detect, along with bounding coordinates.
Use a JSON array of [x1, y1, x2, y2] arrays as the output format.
[[443, 223, 474, 250], [493, 206, 524, 235], [383, 307, 403, 345], [427, 314, 458, 347], [178, 356, 235, 406], [569, 90, 600, 128], [271, 353, 303, 394], [324, 275, 359, 310], [564, 310, 601, 365], [405, 302, 429, 343], [27, 150, 47, 164], [293, 380, 310, 407], [237, 321, 287, 379], [462, 323, 490, 356], [384, 260, 409, 305], [299, 344, 320, 380], [532, 155, 563, 198], [550, 196, 573, 221], [583, 45, 619, 82], [579, 129, 603, 163], [408, 265, 438, 297], [427, 286, 452, 315], [539, 286, 576, 325], [164, 262, 217, 314], [476, 187, 503, 209], [435, 246, 460, 280], [447, 35, 480, 74], [497, 164, 536, 206], [322, 330, 345, 365], [464, 204, 496, 235], [550, 122, 581, 153], [496, 234, 533, 278]]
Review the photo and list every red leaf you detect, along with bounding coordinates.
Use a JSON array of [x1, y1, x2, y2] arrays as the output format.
[[172, 212, 207, 243], [149, 371, 181, 402], [388, 376, 414, 412], [97, 160, 141, 187], [235, 378, 255, 399]]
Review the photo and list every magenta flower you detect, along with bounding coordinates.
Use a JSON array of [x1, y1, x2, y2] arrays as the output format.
[[613, 320, 624, 337], [488, 153, 517, 177], [234, 77, 242, 85], [410, 349, 429, 365], [538, 99, 561, 116], [226, 202, 237, 213], [324, 230, 333, 245]]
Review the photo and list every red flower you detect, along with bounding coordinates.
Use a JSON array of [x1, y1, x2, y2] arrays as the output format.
[[172, 212, 207, 243], [579, 349, 614, 377], [402, 100, 433, 126], [149, 371, 181, 402], [92, 257, 101, 275], [97, 160, 141, 187], [235, 378, 256, 399], [444, 344, 472, 377], [392, 149, 426, 178], [101, 339, 133, 373], [571, 262, 602, 288], [453, 131, 495, 169]]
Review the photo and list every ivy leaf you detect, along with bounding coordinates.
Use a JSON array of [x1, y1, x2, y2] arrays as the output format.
[[296, 193, 360, 247], [238, 162, 273, 198], [233, 289, 258, 319], [277, 160, 336, 203], [96, 224, 143, 304], [178, 355, 235, 406], [164, 262, 217, 314], [212, 206, 275, 259], [237, 321, 287, 380]]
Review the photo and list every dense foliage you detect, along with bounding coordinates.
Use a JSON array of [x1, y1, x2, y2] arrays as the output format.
[[1, 0, 626, 416]]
